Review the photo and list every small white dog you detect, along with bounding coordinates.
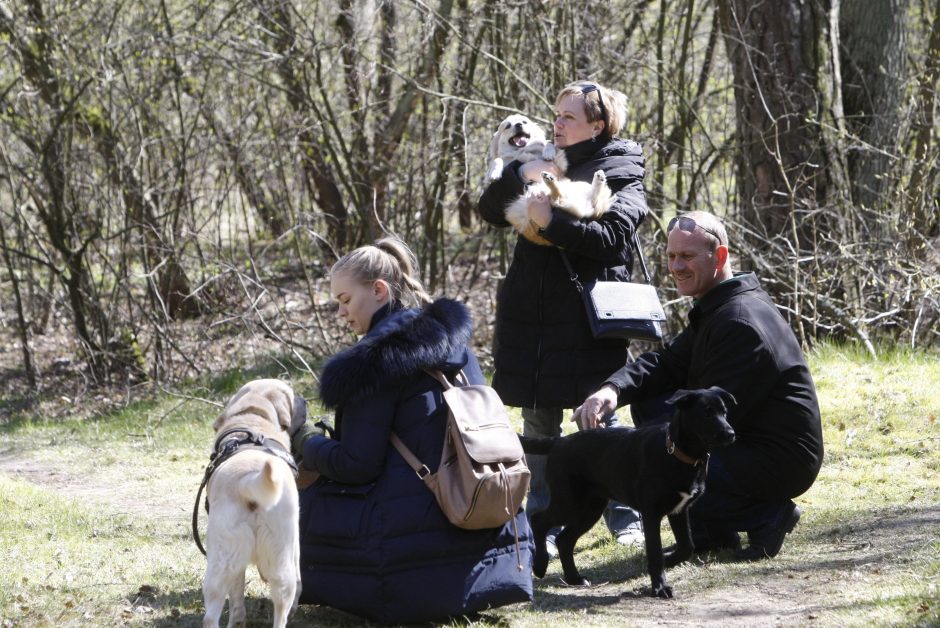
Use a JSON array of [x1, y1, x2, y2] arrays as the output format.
[[486, 114, 612, 246], [485, 113, 565, 181], [202, 379, 303, 628], [505, 169, 614, 247]]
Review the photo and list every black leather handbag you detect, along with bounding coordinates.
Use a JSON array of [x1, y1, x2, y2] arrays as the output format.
[[560, 233, 666, 342]]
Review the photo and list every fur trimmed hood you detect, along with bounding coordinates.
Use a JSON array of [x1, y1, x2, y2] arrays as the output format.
[[319, 298, 473, 409]]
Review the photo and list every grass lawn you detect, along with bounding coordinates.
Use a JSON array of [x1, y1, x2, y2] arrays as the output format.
[[0, 343, 938, 627]]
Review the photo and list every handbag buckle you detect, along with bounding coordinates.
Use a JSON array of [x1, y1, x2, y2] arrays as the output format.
[[415, 465, 431, 479]]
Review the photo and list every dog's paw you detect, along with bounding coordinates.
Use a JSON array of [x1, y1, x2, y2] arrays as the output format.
[[533, 550, 549, 578], [592, 169, 607, 184], [540, 170, 556, 183], [486, 157, 505, 181], [651, 581, 674, 599], [542, 142, 557, 161]]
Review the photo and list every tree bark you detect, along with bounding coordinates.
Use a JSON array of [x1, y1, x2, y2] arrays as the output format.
[[906, 0, 940, 244], [840, 0, 907, 213], [717, 0, 827, 243]]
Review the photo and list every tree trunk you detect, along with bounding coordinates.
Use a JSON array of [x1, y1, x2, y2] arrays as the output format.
[[717, 0, 827, 244], [906, 0, 940, 245], [256, 0, 349, 248], [0, 211, 37, 388], [840, 0, 908, 214]]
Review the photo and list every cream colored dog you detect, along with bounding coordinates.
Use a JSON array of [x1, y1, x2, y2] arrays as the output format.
[[505, 169, 614, 246], [485, 114, 565, 181], [202, 379, 302, 628]]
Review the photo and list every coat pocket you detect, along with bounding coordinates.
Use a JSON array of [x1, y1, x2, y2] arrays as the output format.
[[304, 480, 376, 541]]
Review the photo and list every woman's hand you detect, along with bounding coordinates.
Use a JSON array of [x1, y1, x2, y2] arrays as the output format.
[[526, 189, 553, 228], [518, 159, 561, 183]]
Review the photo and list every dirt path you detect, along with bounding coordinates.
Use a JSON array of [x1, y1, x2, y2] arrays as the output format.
[[0, 448, 196, 523]]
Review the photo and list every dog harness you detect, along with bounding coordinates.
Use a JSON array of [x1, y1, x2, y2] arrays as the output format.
[[191, 428, 299, 556]]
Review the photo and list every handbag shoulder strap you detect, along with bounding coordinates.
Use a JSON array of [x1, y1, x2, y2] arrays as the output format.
[[559, 231, 653, 287], [558, 250, 585, 293], [632, 231, 653, 284]]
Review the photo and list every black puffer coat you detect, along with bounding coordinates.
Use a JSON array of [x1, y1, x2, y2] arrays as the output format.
[[478, 136, 648, 408], [606, 273, 824, 498]]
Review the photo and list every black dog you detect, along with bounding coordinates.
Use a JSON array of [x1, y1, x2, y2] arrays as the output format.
[[519, 387, 736, 598]]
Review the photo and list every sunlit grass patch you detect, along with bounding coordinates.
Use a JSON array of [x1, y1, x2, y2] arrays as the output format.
[[0, 343, 938, 626]]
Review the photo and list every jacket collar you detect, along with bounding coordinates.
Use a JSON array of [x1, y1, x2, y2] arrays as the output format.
[[689, 272, 760, 324], [319, 298, 473, 409], [561, 136, 630, 168], [367, 300, 401, 332]]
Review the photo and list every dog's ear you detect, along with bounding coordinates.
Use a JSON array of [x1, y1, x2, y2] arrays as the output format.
[[708, 386, 737, 408], [270, 386, 294, 431], [488, 125, 504, 161], [290, 394, 308, 434], [666, 389, 697, 406], [212, 412, 226, 431]]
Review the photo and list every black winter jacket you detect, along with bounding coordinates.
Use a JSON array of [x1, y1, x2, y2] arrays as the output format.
[[478, 136, 648, 408], [606, 273, 824, 498], [299, 299, 533, 624]]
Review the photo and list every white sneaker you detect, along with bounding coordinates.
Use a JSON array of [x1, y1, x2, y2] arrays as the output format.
[[615, 525, 644, 548]]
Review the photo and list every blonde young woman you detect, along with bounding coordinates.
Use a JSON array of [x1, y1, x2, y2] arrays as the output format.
[[291, 238, 533, 624], [478, 81, 650, 548]]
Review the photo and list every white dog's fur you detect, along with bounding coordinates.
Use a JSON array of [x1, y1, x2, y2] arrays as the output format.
[[202, 378, 301, 628], [505, 170, 614, 246], [485, 114, 565, 181], [486, 114, 613, 246]]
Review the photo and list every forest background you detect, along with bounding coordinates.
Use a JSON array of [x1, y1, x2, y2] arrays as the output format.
[[0, 0, 938, 395]]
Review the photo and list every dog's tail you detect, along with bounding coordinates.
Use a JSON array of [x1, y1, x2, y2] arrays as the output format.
[[517, 434, 556, 455], [238, 459, 286, 511]]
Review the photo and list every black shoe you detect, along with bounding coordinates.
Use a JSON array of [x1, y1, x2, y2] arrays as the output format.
[[735, 504, 801, 562]]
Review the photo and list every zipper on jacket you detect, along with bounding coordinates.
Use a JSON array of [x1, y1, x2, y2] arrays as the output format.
[[533, 260, 546, 409]]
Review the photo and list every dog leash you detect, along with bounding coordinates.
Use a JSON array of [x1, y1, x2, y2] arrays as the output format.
[[191, 428, 299, 556]]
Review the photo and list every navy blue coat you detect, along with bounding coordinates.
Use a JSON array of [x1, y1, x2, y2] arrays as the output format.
[[478, 136, 649, 408], [607, 273, 824, 498], [299, 299, 534, 624]]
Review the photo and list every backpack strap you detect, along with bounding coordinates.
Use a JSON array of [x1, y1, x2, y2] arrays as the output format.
[[423, 368, 469, 389], [388, 367, 467, 477], [389, 433, 431, 480]]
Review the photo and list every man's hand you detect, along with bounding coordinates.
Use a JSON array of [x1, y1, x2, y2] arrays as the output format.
[[571, 384, 619, 431]]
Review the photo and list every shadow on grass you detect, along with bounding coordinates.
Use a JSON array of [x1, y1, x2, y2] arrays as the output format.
[[144, 586, 514, 627], [679, 503, 940, 586], [531, 549, 654, 606], [530, 585, 634, 612]]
